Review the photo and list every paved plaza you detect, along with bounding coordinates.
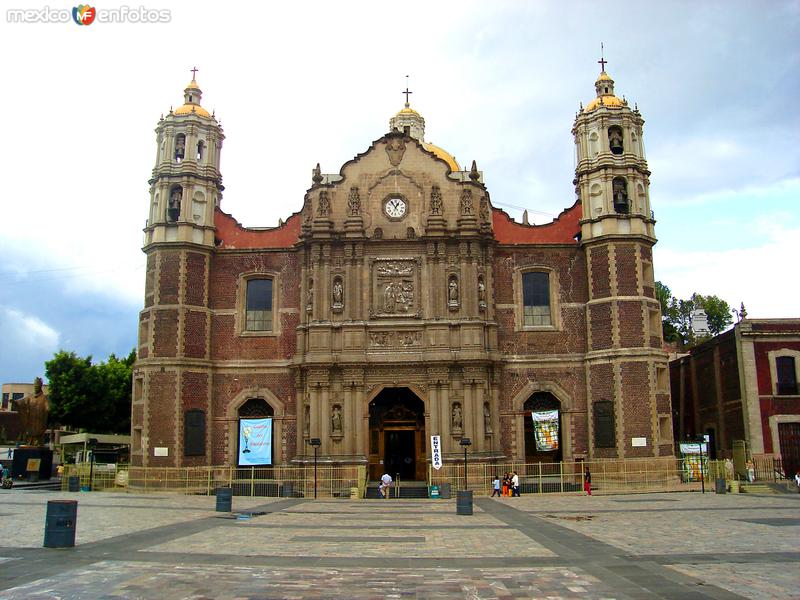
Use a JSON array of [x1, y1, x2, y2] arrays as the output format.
[[0, 488, 798, 599]]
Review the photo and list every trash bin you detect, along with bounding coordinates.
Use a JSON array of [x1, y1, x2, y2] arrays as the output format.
[[67, 476, 80, 492], [456, 490, 473, 515], [715, 478, 727, 494], [43, 500, 78, 548], [439, 482, 451, 499], [216, 487, 232, 512], [281, 482, 294, 498], [429, 485, 440, 499]]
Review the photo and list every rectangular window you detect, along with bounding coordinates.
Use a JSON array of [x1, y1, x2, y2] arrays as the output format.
[[594, 401, 616, 448], [2, 393, 8, 410], [522, 272, 551, 326], [776, 356, 798, 395], [184, 410, 206, 456], [246, 279, 273, 331]]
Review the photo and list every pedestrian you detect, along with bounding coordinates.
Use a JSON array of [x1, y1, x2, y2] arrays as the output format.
[[379, 472, 392, 499], [491, 475, 501, 497], [746, 459, 755, 483], [583, 467, 592, 496], [511, 471, 520, 497], [502, 472, 510, 497], [794, 470, 800, 492]]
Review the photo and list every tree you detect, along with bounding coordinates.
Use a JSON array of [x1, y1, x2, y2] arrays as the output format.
[[656, 282, 734, 348], [45, 349, 135, 433]]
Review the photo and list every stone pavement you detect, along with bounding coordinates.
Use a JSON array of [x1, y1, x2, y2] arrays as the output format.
[[0, 488, 798, 599]]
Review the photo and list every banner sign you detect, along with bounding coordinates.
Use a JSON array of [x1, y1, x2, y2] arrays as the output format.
[[238, 418, 273, 466], [431, 435, 443, 470], [531, 410, 559, 451]]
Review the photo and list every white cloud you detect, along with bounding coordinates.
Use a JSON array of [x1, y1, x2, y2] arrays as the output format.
[[0, 307, 60, 350]]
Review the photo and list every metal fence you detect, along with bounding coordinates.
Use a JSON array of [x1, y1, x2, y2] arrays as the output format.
[[61, 464, 366, 499], [62, 455, 787, 497]]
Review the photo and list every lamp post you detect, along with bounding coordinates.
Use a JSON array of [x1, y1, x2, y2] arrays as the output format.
[[460, 438, 471, 491], [88, 438, 98, 491], [308, 438, 321, 499]]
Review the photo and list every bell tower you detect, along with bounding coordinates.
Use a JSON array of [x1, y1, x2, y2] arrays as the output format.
[[574, 55, 672, 460], [134, 70, 223, 468], [144, 70, 224, 247]]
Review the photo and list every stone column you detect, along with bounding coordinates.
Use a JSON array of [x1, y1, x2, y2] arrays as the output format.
[[463, 380, 475, 448], [309, 385, 320, 453], [344, 385, 354, 456], [355, 386, 365, 459], [440, 384, 451, 455], [474, 382, 485, 453], [320, 384, 330, 455], [428, 384, 439, 437]]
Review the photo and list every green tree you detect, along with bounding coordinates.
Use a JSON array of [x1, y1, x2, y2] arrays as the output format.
[[692, 293, 734, 336], [655, 282, 735, 348], [45, 349, 135, 433]]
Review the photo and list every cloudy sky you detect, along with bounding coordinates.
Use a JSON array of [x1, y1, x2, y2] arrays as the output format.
[[1, 1, 798, 384]]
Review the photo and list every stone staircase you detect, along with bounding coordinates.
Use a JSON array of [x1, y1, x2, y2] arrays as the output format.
[[739, 481, 794, 494], [365, 480, 431, 499]]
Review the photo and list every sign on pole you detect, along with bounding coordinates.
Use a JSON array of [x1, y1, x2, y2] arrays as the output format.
[[431, 435, 443, 470]]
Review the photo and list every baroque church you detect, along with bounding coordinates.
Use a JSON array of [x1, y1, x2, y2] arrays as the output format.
[[132, 61, 673, 478]]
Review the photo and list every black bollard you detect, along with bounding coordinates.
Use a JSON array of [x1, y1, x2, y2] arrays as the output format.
[[43, 500, 78, 548], [456, 490, 473, 515], [216, 487, 232, 512]]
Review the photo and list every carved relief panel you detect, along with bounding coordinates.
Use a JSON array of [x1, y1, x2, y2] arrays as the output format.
[[368, 258, 422, 319]]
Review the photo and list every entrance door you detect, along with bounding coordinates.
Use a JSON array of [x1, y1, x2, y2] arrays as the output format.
[[385, 429, 416, 480], [778, 422, 800, 479], [368, 387, 426, 480]]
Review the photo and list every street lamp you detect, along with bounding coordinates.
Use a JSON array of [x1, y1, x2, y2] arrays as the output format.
[[460, 438, 471, 490], [88, 438, 98, 491], [308, 438, 321, 499]]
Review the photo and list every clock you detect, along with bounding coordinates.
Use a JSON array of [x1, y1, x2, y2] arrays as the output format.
[[384, 195, 408, 219]]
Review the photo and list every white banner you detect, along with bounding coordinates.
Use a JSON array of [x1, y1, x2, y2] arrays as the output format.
[[430, 435, 443, 470]]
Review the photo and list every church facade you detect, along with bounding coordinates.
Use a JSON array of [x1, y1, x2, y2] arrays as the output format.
[[131, 64, 673, 476]]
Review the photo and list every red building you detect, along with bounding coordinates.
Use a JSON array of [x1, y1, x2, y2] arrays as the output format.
[[670, 319, 800, 476]]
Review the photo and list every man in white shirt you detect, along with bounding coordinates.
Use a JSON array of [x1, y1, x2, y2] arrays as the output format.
[[511, 471, 520, 497], [379, 473, 393, 499]]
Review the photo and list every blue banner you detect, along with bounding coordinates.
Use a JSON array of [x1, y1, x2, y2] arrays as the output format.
[[238, 418, 273, 466]]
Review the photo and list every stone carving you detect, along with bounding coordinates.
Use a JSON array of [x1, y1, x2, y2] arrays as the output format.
[[304, 404, 310, 435], [406, 227, 415, 239], [368, 331, 422, 348], [429, 186, 443, 215], [448, 277, 459, 309], [460, 189, 473, 215], [312, 163, 323, 184], [385, 137, 406, 166], [479, 195, 490, 222], [373, 227, 383, 240], [347, 186, 361, 216], [332, 278, 343, 308], [478, 276, 486, 311], [317, 191, 331, 217], [483, 402, 492, 434], [370, 258, 420, 318], [452, 402, 463, 430], [306, 278, 313, 312], [331, 405, 342, 435]]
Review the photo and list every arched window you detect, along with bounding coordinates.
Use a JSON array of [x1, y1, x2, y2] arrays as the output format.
[[174, 133, 186, 162], [167, 185, 182, 222], [522, 272, 551, 326], [612, 177, 629, 214], [608, 126, 623, 155], [196, 140, 205, 161], [238, 398, 274, 418]]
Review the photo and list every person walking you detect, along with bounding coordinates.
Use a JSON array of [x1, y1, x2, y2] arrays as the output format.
[[491, 475, 501, 497], [379, 472, 393, 499], [583, 467, 592, 496], [511, 471, 520, 497], [502, 472, 511, 497]]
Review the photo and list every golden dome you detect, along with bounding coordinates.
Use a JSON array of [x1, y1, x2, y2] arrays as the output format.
[[585, 95, 624, 112], [422, 141, 460, 171], [397, 106, 421, 117], [185, 79, 200, 90], [596, 71, 613, 82], [174, 103, 212, 117]]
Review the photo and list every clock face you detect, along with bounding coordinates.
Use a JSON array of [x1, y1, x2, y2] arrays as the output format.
[[384, 196, 407, 219]]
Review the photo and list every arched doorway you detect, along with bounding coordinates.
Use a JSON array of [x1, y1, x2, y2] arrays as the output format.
[[238, 398, 274, 465], [368, 388, 426, 481], [524, 392, 563, 463]]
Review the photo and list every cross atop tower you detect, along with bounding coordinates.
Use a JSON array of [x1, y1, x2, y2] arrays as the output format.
[[190, 66, 199, 80], [597, 44, 607, 73], [402, 75, 413, 107]]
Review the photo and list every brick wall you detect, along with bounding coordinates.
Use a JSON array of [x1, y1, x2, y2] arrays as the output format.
[[183, 310, 207, 359], [147, 370, 177, 467], [181, 371, 210, 467], [618, 301, 645, 348], [184, 252, 207, 306], [152, 309, 178, 357], [589, 246, 610, 299], [589, 303, 613, 350], [615, 244, 638, 296], [620, 361, 653, 457], [158, 251, 180, 305]]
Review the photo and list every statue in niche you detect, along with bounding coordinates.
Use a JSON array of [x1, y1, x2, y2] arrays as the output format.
[[331, 405, 342, 435], [406, 227, 415, 239], [317, 191, 331, 217], [332, 279, 343, 305], [304, 404, 310, 434], [448, 278, 459, 303], [608, 127, 624, 154], [452, 403, 463, 430], [347, 186, 361, 216], [174, 136, 185, 161], [373, 227, 383, 240], [483, 403, 492, 434], [306, 279, 313, 312], [460, 189, 473, 215], [429, 186, 443, 215], [478, 278, 486, 303], [168, 188, 182, 221]]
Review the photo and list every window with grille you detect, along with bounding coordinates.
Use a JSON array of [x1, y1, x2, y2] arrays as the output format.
[[184, 410, 206, 456], [522, 271, 551, 326], [246, 279, 273, 331], [594, 401, 616, 448], [776, 356, 798, 395]]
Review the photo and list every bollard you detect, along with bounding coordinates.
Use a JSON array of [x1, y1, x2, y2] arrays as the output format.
[[715, 478, 727, 494], [68, 476, 80, 493], [43, 500, 78, 548], [439, 482, 451, 499], [216, 487, 232, 512], [456, 490, 473, 516]]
